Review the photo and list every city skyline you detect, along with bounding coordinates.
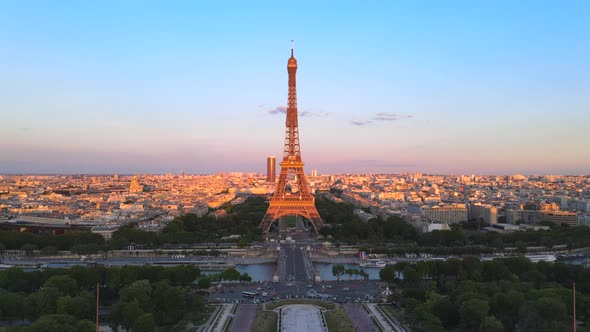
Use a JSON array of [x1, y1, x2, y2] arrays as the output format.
[[1, 1, 589, 175]]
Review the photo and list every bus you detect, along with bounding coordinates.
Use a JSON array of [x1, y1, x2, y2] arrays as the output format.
[[241, 291, 256, 298]]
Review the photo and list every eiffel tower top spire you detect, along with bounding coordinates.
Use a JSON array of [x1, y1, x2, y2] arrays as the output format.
[[285, 43, 300, 160]]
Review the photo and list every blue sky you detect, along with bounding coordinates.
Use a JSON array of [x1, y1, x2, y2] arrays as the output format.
[[1, 1, 589, 175]]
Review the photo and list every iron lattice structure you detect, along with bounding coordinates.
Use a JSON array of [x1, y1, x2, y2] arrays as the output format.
[[259, 47, 324, 237]]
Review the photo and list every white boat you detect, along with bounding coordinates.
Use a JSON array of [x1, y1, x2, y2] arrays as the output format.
[[359, 259, 387, 268], [525, 254, 557, 263], [0, 263, 15, 270]]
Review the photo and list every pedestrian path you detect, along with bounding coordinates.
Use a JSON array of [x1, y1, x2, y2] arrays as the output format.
[[205, 304, 236, 332], [364, 303, 408, 332]]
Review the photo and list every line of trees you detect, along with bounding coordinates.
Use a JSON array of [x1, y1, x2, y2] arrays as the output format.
[[331, 264, 369, 281], [110, 196, 267, 249], [380, 257, 590, 332], [0, 264, 206, 331]]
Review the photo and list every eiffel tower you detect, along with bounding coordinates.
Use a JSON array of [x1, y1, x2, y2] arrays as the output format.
[[259, 45, 324, 238]]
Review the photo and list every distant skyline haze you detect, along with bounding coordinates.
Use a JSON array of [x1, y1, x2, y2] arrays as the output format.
[[1, 1, 589, 175]]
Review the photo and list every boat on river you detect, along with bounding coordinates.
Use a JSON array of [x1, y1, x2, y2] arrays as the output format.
[[359, 259, 387, 268]]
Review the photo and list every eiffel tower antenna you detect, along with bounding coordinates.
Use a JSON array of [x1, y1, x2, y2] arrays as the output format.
[[259, 45, 324, 239]]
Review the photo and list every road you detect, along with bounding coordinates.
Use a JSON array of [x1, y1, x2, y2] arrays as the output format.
[[343, 303, 379, 332], [283, 244, 308, 283], [228, 304, 256, 332]]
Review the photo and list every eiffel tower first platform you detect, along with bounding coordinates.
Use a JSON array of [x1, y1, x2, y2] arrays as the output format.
[[259, 45, 324, 238]]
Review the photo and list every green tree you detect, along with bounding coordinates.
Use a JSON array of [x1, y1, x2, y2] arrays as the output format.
[[43, 275, 78, 296], [24, 287, 60, 320], [460, 299, 490, 332], [332, 264, 345, 282], [119, 284, 151, 310], [152, 281, 184, 325], [480, 316, 504, 332], [0, 291, 25, 320], [55, 291, 94, 320], [219, 267, 241, 281], [27, 314, 94, 332], [379, 265, 397, 283], [197, 277, 211, 289], [41, 246, 59, 255], [535, 297, 567, 322], [134, 312, 156, 332], [21, 243, 37, 255], [432, 298, 460, 329], [121, 301, 144, 331]]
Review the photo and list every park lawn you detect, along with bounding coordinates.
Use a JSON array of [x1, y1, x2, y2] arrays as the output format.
[[324, 306, 355, 332], [251, 306, 278, 332]]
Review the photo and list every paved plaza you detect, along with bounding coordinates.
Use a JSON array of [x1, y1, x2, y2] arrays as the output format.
[[280, 304, 327, 332]]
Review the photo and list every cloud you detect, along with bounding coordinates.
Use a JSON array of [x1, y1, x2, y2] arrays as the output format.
[[263, 105, 330, 117], [373, 112, 414, 122], [266, 105, 287, 115], [300, 110, 330, 117], [350, 120, 372, 126], [350, 113, 413, 125]]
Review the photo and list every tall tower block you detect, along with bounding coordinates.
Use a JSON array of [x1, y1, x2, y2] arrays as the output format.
[[259, 46, 324, 237], [267, 156, 276, 182]]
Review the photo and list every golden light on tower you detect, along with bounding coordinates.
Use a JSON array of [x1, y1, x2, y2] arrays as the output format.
[[259, 44, 324, 237]]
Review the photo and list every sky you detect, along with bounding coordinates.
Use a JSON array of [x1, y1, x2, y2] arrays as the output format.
[[1, 1, 589, 175]]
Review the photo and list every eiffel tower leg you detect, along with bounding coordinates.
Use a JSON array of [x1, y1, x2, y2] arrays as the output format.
[[260, 212, 277, 240]]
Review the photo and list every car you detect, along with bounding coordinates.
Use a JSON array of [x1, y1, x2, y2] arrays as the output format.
[[342, 287, 350, 291], [306, 284, 313, 288]]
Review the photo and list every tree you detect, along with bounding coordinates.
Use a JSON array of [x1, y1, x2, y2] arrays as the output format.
[[152, 281, 184, 325], [403, 266, 420, 283], [119, 284, 151, 310], [332, 264, 345, 282], [43, 275, 78, 296], [432, 298, 460, 329], [27, 314, 94, 332], [197, 277, 211, 289], [41, 246, 59, 256], [56, 292, 94, 320], [121, 301, 144, 331], [219, 267, 241, 281], [460, 299, 490, 331], [21, 243, 37, 255], [535, 297, 567, 322], [24, 287, 60, 320], [239, 272, 252, 282], [134, 312, 156, 332], [0, 291, 25, 320], [480, 316, 504, 332], [379, 265, 397, 283], [515, 241, 527, 254], [359, 270, 369, 280]]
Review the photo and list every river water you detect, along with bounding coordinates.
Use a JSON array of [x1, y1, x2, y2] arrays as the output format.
[[314, 263, 382, 280], [202, 264, 276, 282], [203, 262, 382, 282]]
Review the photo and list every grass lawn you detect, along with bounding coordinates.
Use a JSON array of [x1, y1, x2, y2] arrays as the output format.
[[251, 305, 278, 332], [324, 306, 355, 332], [197, 305, 216, 325], [284, 215, 297, 228]]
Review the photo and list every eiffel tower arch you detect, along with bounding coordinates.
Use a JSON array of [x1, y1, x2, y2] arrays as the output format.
[[259, 45, 324, 238]]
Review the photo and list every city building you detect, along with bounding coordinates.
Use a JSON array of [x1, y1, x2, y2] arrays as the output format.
[[267, 156, 276, 183], [422, 204, 468, 224], [470, 203, 498, 225]]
